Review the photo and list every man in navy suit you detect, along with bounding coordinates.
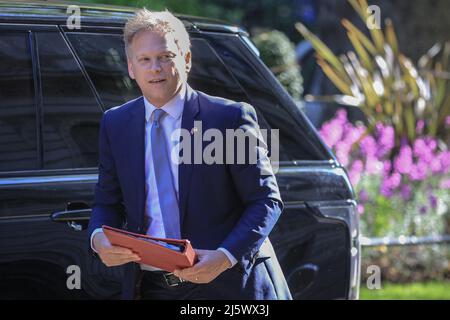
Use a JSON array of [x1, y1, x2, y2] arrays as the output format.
[[88, 8, 291, 300]]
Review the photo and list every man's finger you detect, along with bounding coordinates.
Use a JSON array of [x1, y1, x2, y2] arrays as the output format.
[[107, 251, 140, 259], [175, 266, 195, 278], [117, 256, 141, 263], [100, 250, 140, 261], [104, 256, 141, 266], [194, 249, 208, 256], [108, 246, 134, 255], [177, 261, 205, 278]]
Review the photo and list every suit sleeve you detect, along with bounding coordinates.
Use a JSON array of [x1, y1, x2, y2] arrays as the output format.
[[219, 103, 283, 261], [87, 112, 125, 251]]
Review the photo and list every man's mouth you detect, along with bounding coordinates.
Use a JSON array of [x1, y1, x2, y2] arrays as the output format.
[[148, 79, 165, 84]]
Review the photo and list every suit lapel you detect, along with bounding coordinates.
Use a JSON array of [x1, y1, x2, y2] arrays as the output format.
[[126, 97, 146, 231], [178, 85, 200, 229]]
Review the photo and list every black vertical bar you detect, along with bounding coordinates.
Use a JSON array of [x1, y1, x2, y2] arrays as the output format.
[[29, 30, 44, 169]]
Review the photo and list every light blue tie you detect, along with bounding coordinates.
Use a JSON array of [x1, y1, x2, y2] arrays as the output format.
[[151, 109, 181, 239]]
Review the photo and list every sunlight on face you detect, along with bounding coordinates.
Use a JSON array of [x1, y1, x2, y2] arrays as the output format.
[[127, 30, 191, 107]]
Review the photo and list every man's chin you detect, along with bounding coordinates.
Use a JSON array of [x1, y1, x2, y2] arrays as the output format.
[[144, 95, 168, 108], [144, 90, 179, 107]]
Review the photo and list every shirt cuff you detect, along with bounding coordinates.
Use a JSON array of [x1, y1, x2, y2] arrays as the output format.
[[90, 228, 104, 253], [217, 247, 237, 268]]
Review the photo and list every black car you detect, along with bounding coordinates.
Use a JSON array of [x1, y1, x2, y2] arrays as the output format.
[[0, 1, 360, 299]]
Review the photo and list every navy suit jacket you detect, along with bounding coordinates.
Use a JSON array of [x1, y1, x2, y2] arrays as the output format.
[[88, 85, 292, 300]]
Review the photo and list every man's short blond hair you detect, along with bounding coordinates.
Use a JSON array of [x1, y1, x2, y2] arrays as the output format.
[[124, 8, 191, 57]]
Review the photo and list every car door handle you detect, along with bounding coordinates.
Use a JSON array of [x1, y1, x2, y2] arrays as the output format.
[[51, 208, 92, 222]]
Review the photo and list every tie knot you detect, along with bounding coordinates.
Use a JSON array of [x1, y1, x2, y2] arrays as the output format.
[[152, 109, 166, 126]]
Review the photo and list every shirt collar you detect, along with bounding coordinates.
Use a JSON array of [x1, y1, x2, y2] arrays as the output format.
[[144, 83, 186, 123]]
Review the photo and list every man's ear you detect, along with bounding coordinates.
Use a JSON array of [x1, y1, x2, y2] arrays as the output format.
[[127, 58, 135, 79], [185, 51, 192, 73]]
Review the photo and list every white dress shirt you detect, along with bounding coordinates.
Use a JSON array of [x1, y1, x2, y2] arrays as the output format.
[[91, 84, 237, 271]]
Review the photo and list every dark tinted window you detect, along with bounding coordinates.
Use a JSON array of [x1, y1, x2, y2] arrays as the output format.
[[66, 32, 141, 110], [189, 38, 250, 103], [61, 32, 327, 162], [0, 32, 38, 171], [188, 38, 277, 150], [188, 37, 295, 161], [203, 34, 330, 161], [37, 32, 102, 169]]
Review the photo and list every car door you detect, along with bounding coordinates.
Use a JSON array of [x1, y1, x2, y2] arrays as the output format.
[[0, 23, 122, 299]]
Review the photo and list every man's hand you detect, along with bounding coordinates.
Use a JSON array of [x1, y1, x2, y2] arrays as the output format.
[[93, 232, 141, 267], [173, 249, 232, 284]]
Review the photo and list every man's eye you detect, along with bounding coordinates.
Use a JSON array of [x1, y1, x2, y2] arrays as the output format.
[[159, 54, 174, 62]]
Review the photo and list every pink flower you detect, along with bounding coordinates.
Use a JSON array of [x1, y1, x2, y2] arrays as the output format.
[[440, 179, 450, 189], [349, 160, 364, 186], [336, 109, 348, 122], [425, 137, 437, 152], [400, 185, 411, 201], [430, 156, 442, 174], [409, 162, 428, 181], [413, 138, 435, 164], [416, 120, 425, 134], [344, 124, 365, 144], [360, 135, 377, 157], [359, 189, 369, 203], [438, 151, 450, 173], [419, 205, 428, 215], [383, 160, 392, 175], [320, 122, 345, 148], [429, 194, 438, 209], [389, 173, 402, 189], [380, 184, 393, 198], [366, 156, 382, 175], [376, 123, 395, 158], [319, 109, 349, 148], [380, 173, 401, 197], [394, 145, 413, 174], [357, 204, 365, 215], [335, 144, 351, 167]]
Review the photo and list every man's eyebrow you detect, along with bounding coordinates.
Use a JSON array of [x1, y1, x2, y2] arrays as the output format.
[[161, 50, 176, 55], [136, 50, 176, 57]]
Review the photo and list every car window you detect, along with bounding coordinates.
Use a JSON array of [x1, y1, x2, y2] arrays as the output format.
[[62, 31, 328, 162], [0, 32, 38, 172], [65, 32, 251, 115], [202, 33, 331, 162], [188, 38, 250, 103], [65, 32, 141, 110], [37, 31, 103, 169], [188, 37, 284, 158]]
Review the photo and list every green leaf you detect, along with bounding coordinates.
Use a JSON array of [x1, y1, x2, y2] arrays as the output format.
[[295, 22, 349, 81], [317, 57, 353, 96], [347, 31, 374, 72], [385, 19, 399, 57], [342, 19, 377, 55]]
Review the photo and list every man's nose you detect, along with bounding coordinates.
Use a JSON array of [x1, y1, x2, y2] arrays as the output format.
[[149, 59, 162, 73]]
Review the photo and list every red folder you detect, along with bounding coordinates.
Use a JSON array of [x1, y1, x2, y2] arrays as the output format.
[[102, 225, 197, 272]]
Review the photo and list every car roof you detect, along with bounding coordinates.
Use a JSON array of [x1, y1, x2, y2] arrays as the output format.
[[0, 0, 248, 35]]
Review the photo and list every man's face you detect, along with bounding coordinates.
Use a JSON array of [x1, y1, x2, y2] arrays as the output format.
[[127, 30, 191, 107]]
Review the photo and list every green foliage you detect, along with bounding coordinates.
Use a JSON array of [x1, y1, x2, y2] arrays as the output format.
[[252, 30, 303, 100], [360, 281, 450, 300], [361, 243, 450, 285], [296, 0, 450, 148], [356, 174, 449, 238], [77, 0, 243, 22]]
